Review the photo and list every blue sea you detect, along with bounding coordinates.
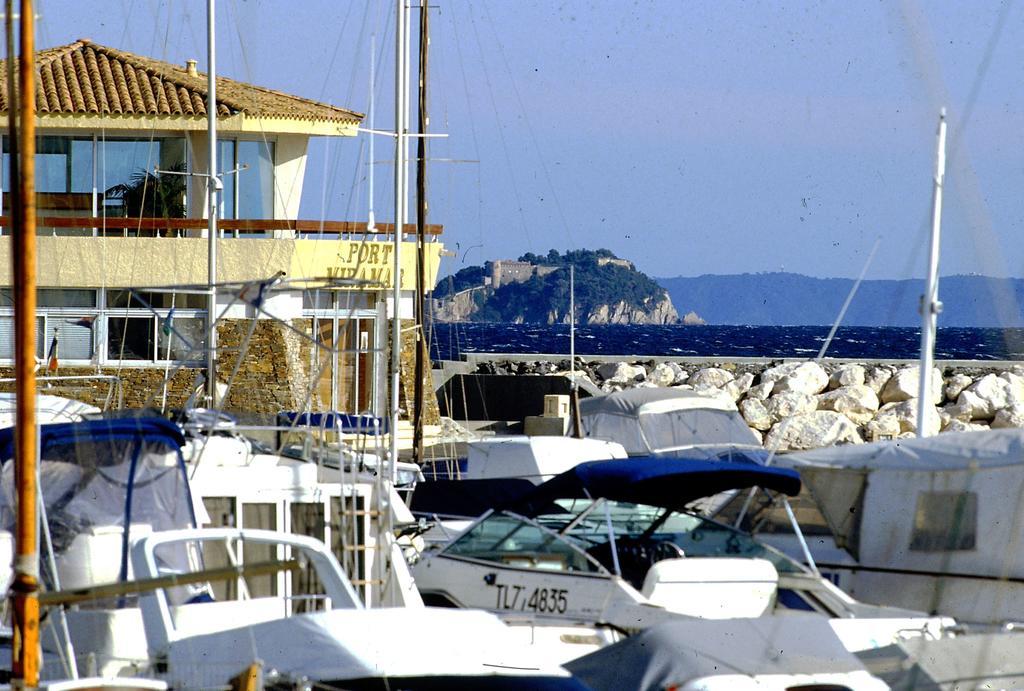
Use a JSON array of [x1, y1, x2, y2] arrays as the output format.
[[429, 323, 1024, 361]]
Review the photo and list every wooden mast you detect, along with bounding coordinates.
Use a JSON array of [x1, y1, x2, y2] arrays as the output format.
[[10, 0, 40, 684], [412, 0, 429, 465]]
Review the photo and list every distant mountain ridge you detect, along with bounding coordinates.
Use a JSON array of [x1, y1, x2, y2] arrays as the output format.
[[656, 272, 1024, 327]]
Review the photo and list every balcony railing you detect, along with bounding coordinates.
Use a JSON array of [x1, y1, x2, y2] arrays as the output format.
[[0, 216, 443, 237]]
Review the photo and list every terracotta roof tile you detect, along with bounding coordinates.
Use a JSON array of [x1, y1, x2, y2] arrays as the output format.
[[0, 39, 363, 125]]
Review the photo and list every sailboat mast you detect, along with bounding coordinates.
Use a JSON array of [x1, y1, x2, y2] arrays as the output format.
[[916, 109, 946, 438], [367, 33, 377, 232], [412, 0, 428, 465], [11, 0, 40, 683], [389, 0, 409, 481], [206, 0, 220, 405]]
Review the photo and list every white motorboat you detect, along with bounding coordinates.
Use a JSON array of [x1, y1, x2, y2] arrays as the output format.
[[413, 456, 951, 660]]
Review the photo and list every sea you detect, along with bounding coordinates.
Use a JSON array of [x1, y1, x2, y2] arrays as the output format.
[[429, 323, 1024, 362]]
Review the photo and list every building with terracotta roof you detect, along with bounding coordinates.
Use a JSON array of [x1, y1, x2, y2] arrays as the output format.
[[0, 40, 443, 419]]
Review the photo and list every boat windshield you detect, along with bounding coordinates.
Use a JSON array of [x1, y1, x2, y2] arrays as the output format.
[[444, 500, 805, 577]]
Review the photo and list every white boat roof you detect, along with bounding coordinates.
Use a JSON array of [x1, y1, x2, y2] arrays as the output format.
[[0, 393, 100, 427], [579, 387, 738, 416], [164, 607, 572, 686], [780, 428, 1024, 472], [464, 435, 627, 481]]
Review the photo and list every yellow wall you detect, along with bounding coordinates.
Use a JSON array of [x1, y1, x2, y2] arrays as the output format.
[[0, 236, 443, 291]]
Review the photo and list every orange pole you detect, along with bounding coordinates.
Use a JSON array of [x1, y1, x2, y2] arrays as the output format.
[[11, 0, 39, 685]]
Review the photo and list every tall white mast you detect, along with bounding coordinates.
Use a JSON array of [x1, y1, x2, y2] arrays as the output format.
[[389, 0, 409, 483], [206, 0, 220, 405], [367, 33, 377, 232], [916, 109, 946, 437]]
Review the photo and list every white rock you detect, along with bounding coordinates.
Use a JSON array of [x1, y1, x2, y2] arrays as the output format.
[[950, 389, 991, 420], [876, 400, 941, 436], [649, 362, 679, 387], [764, 411, 862, 451], [694, 387, 737, 407], [609, 363, 646, 384], [992, 403, 1024, 429], [864, 366, 895, 395], [865, 414, 901, 441], [998, 372, 1024, 402], [942, 419, 989, 433], [689, 367, 735, 389], [880, 366, 943, 405], [761, 362, 829, 395], [817, 385, 879, 426], [829, 364, 866, 390], [748, 428, 763, 445], [765, 391, 818, 423], [746, 382, 774, 401], [943, 373, 972, 401], [739, 398, 772, 431], [963, 374, 1014, 417], [724, 372, 755, 401]]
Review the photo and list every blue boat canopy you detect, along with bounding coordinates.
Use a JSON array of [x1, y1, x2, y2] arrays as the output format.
[[0, 416, 185, 462], [0, 415, 194, 587], [277, 411, 388, 435], [510, 456, 801, 516]]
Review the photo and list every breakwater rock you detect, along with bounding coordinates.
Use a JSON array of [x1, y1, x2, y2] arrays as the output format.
[[467, 358, 1024, 451]]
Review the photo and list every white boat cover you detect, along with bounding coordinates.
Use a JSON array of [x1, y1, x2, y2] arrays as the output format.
[[780, 427, 1024, 471], [778, 429, 1024, 558], [0, 392, 99, 427], [578, 388, 759, 455], [566, 613, 870, 691], [164, 607, 574, 688], [464, 436, 627, 481]]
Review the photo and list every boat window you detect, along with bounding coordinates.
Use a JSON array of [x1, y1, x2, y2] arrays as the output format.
[[910, 491, 977, 552], [445, 512, 601, 573], [541, 500, 805, 575]]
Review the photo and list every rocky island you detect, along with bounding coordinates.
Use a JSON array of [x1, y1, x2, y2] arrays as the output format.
[[432, 249, 682, 325]]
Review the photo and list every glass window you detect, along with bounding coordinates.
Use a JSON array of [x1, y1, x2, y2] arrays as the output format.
[[0, 316, 12, 358], [2, 136, 94, 222], [44, 319, 94, 361], [38, 289, 97, 308], [238, 140, 274, 219], [446, 512, 596, 572], [156, 317, 205, 362], [910, 491, 977, 552], [107, 316, 155, 360], [218, 139, 236, 219], [101, 138, 186, 219]]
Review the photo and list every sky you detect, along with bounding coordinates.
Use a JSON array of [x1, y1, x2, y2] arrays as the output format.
[[37, 0, 1024, 281]]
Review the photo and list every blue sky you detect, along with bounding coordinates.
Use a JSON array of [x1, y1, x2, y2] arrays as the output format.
[[39, 1, 1024, 280]]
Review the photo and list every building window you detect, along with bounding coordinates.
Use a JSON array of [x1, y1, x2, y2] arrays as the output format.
[[101, 137, 187, 221], [909, 491, 977, 552], [0, 287, 205, 365], [303, 292, 376, 413], [1, 135, 187, 233], [219, 138, 275, 230]]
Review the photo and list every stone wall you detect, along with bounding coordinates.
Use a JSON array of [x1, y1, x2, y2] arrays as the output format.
[[396, 319, 441, 425], [2, 317, 440, 423]]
